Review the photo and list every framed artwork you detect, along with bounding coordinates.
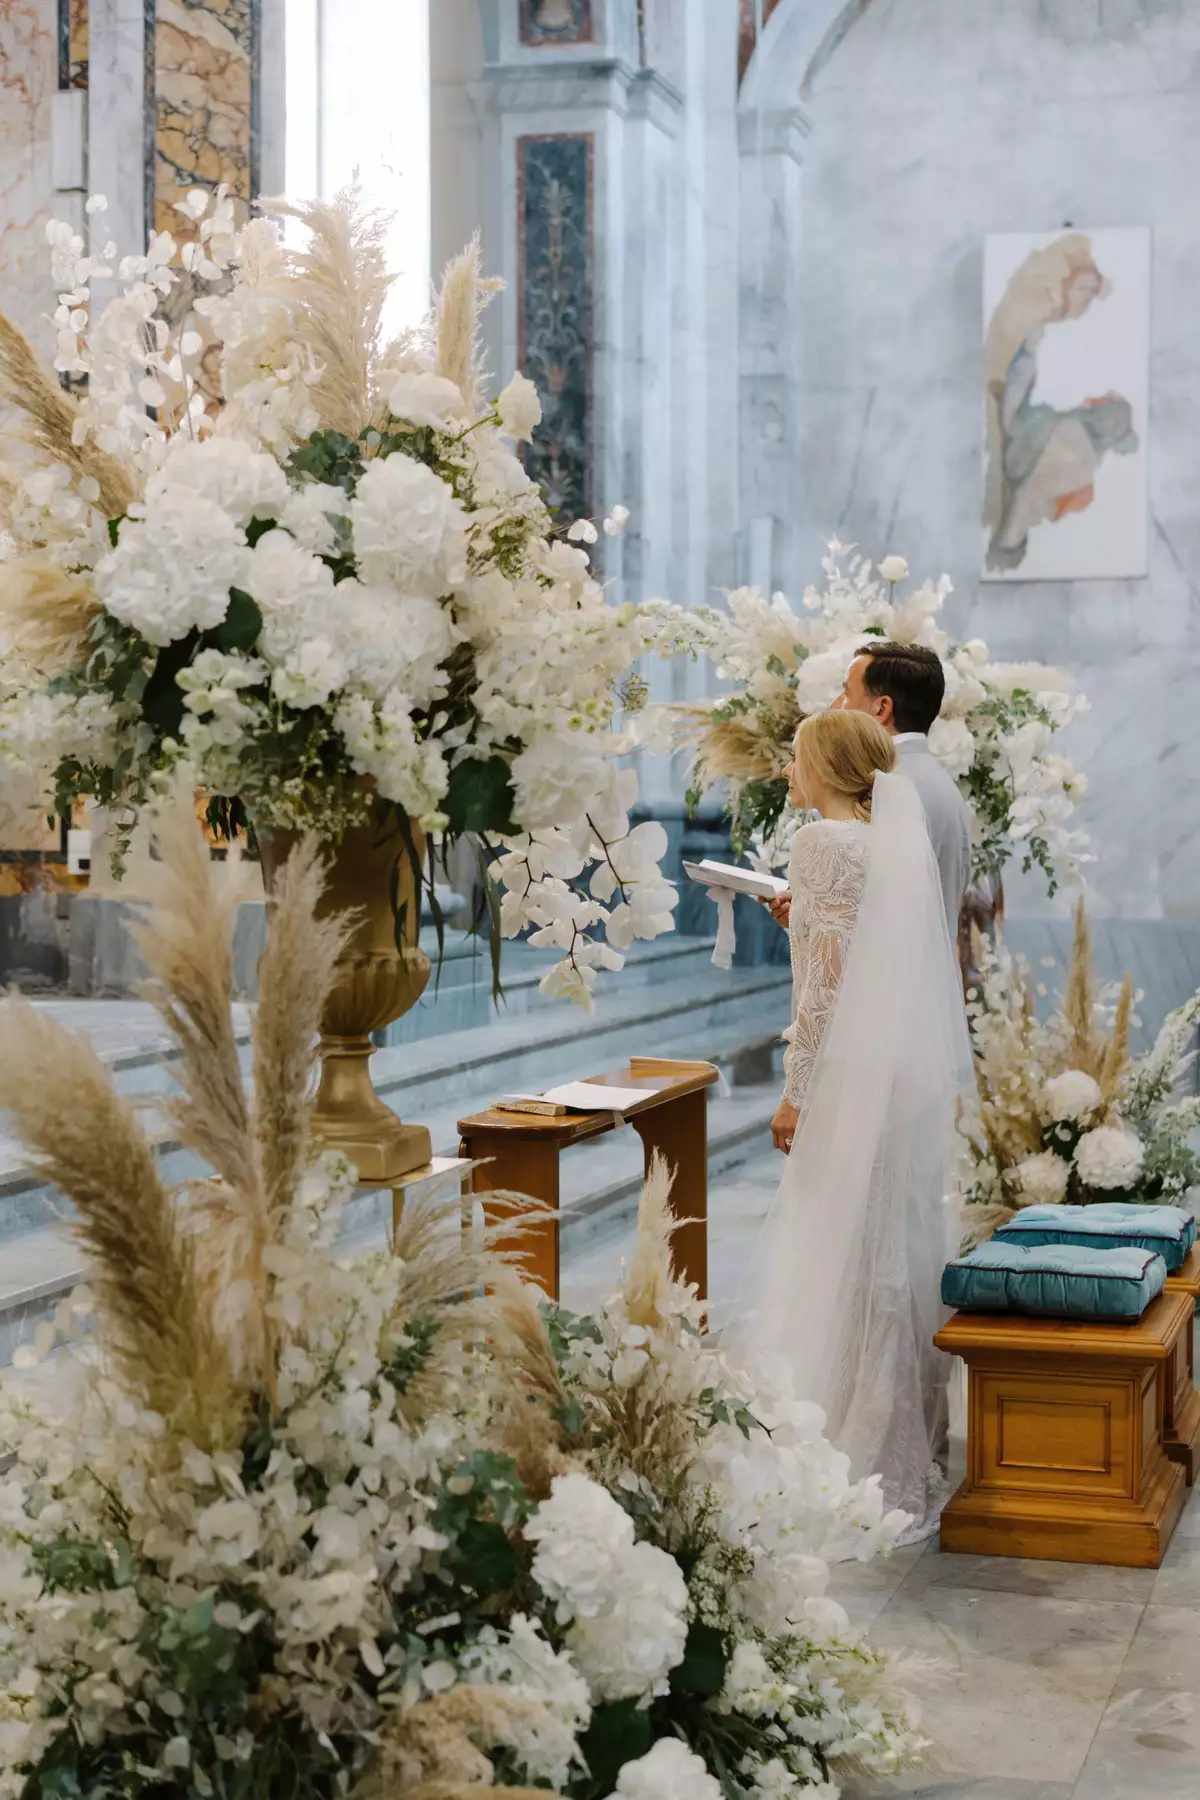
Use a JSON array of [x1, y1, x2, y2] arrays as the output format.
[[982, 227, 1149, 581]]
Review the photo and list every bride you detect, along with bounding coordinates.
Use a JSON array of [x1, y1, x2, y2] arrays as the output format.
[[733, 709, 973, 1540]]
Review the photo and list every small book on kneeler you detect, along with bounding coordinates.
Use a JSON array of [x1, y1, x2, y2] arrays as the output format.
[[495, 1095, 570, 1117]]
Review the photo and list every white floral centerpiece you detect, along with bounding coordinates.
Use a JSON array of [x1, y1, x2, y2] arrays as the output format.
[[957, 904, 1200, 1245], [676, 543, 1089, 897], [0, 792, 925, 1799], [0, 187, 689, 1006]]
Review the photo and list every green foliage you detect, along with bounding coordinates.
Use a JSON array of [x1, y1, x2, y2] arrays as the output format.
[[443, 755, 517, 837], [286, 430, 363, 492]]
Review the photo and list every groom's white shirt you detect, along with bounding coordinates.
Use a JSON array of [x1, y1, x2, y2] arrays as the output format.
[[893, 733, 972, 929]]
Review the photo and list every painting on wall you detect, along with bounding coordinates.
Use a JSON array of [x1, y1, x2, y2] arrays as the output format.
[[982, 227, 1148, 581]]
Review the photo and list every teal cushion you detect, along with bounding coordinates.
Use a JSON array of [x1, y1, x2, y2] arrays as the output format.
[[942, 1241, 1166, 1321], [995, 1203, 1196, 1274]]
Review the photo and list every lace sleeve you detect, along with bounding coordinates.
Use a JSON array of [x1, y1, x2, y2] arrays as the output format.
[[782, 827, 865, 1111]]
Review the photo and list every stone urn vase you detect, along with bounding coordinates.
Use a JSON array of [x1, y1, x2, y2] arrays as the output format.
[[257, 806, 432, 1183], [958, 872, 1005, 997]]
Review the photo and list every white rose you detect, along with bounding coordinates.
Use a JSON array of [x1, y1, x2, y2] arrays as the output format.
[[928, 715, 976, 778], [387, 371, 464, 432], [605, 1738, 721, 1800], [878, 554, 909, 583], [1075, 1125, 1145, 1192], [1012, 1150, 1070, 1205], [497, 371, 542, 442], [1043, 1069, 1102, 1124]]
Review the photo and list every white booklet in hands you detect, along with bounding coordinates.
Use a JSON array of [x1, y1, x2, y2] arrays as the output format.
[[683, 858, 789, 902]]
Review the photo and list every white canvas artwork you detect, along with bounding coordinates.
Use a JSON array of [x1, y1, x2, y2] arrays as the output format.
[[982, 227, 1149, 581]]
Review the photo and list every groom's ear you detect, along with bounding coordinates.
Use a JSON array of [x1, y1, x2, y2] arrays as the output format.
[[874, 693, 895, 729]]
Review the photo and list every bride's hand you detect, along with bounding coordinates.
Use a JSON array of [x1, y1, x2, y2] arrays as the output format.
[[764, 894, 791, 928], [771, 1097, 800, 1154]]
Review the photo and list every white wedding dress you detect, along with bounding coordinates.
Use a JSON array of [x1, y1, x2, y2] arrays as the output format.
[[732, 772, 973, 1541]]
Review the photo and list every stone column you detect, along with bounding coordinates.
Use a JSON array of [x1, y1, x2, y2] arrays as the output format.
[[737, 103, 810, 594]]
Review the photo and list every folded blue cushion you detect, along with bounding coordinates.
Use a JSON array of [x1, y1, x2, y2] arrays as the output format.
[[942, 1240, 1166, 1321], [995, 1203, 1196, 1274]]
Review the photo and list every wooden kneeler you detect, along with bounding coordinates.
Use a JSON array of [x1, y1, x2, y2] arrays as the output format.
[[1164, 1244, 1200, 1482], [935, 1290, 1192, 1569]]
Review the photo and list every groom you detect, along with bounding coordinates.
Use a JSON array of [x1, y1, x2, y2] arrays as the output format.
[[767, 640, 972, 933], [835, 641, 972, 929]]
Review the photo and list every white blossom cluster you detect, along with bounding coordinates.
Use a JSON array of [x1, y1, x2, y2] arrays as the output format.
[[530, 1245, 926, 1792], [0, 1158, 589, 1797], [0, 187, 688, 1004], [677, 544, 1089, 895], [957, 932, 1200, 1236]]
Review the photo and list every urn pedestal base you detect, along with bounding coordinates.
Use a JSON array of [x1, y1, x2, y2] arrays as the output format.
[[257, 810, 432, 1185]]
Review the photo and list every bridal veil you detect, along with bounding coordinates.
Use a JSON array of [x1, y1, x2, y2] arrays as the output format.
[[733, 771, 975, 1531]]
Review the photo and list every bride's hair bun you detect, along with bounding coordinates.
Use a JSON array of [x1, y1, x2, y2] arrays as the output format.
[[794, 712, 896, 821]]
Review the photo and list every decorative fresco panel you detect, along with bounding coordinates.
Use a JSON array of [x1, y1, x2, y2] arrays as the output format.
[[58, 0, 88, 89], [520, 0, 593, 48], [738, 0, 784, 83], [517, 132, 594, 524]]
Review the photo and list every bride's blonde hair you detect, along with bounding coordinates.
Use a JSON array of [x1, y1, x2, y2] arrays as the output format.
[[794, 711, 896, 821]]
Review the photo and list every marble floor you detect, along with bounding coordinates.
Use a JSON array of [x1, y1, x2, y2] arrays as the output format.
[[561, 1147, 1200, 1800]]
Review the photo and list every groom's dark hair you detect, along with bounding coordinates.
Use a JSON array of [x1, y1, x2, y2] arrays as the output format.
[[856, 641, 945, 735]]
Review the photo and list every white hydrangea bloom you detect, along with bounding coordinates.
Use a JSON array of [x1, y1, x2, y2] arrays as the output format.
[[1043, 1069, 1102, 1124], [152, 437, 289, 526], [605, 1737, 722, 1800], [1075, 1125, 1145, 1192], [279, 482, 349, 555], [1012, 1150, 1070, 1205], [96, 490, 248, 646], [566, 1538, 689, 1703], [525, 1473, 634, 1622], [350, 455, 467, 596]]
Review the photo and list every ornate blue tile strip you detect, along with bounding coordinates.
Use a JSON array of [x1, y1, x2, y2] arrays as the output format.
[[517, 132, 594, 524]]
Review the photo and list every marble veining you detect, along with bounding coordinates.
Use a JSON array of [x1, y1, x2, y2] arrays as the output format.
[[152, 0, 256, 237], [517, 132, 594, 523]]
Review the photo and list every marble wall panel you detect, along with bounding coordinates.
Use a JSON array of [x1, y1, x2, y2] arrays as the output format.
[[517, 131, 594, 522], [0, 1, 58, 353], [149, 0, 258, 238], [745, 0, 1200, 919]]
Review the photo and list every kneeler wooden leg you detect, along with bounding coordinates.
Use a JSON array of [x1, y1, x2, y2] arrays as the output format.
[[632, 1089, 708, 1305]]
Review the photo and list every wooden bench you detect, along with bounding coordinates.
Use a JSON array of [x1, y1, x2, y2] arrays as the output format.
[[458, 1059, 719, 1301], [1165, 1243, 1200, 1481], [935, 1291, 1192, 1568]]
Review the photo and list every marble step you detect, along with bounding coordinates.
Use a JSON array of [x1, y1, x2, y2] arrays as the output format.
[[0, 962, 789, 1245], [0, 1066, 784, 1366]]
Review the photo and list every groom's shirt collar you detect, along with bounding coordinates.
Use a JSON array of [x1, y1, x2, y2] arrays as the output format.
[[893, 731, 927, 747]]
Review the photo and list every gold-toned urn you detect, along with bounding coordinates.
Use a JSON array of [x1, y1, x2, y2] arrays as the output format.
[[257, 809, 432, 1182]]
